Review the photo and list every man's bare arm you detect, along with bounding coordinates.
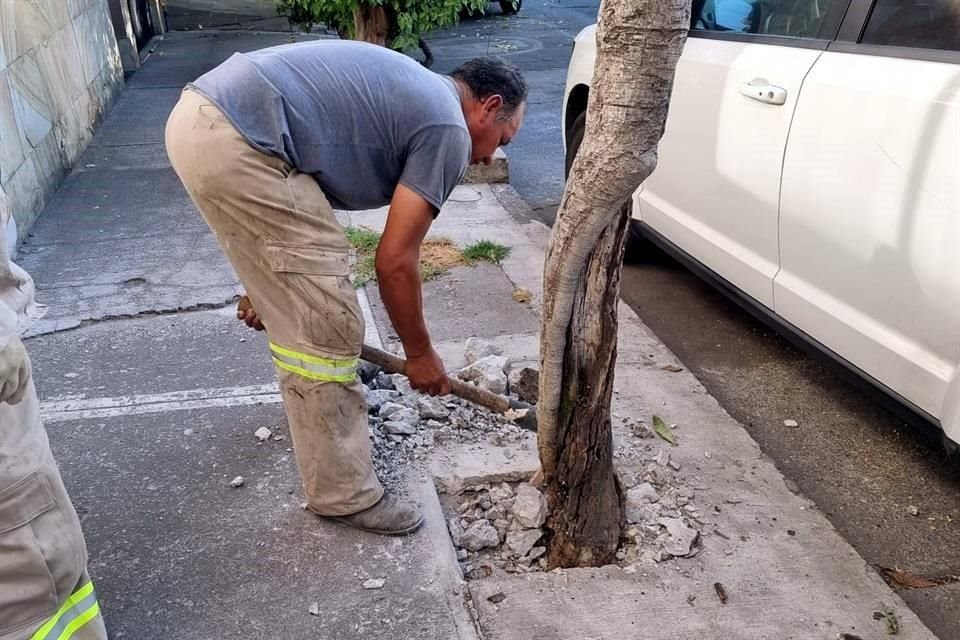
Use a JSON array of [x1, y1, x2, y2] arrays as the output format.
[[375, 184, 451, 396]]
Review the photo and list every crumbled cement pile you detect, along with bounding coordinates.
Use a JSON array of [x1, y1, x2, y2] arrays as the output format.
[[359, 338, 537, 491], [616, 449, 703, 565], [445, 449, 703, 578], [447, 481, 549, 578]]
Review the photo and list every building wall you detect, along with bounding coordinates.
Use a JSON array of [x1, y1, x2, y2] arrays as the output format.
[[1, 0, 125, 252]]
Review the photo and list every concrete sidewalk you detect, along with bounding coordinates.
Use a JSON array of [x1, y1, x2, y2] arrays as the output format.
[[19, 27, 938, 640]]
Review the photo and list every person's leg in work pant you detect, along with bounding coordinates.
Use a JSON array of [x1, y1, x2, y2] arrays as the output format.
[[0, 372, 108, 640], [165, 89, 407, 521]]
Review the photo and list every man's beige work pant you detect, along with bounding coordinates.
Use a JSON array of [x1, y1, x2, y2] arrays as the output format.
[[0, 365, 108, 640], [165, 89, 384, 515]]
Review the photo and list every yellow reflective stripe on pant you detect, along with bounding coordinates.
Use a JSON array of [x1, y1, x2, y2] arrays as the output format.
[[270, 342, 358, 382], [31, 581, 100, 640]]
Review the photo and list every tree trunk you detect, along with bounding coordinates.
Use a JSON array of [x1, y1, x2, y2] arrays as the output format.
[[353, 3, 391, 46], [544, 208, 631, 567], [538, 0, 690, 568], [418, 36, 435, 68]]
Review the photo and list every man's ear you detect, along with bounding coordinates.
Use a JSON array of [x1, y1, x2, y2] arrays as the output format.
[[482, 94, 504, 121]]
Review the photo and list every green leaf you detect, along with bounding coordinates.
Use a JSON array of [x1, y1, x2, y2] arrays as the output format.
[[652, 415, 678, 447]]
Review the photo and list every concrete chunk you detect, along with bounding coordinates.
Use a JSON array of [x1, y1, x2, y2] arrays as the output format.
[[465, 337, 504, 364], [458, 355, 509, 395], [507, 528, 543, 557], [417, 395, 450, 420], [460, 520, 501, 551], [383, 420, 417, 436], [366, 389, 400, 413], [658, 517, 699, 557], [512, 484, 547, 528]]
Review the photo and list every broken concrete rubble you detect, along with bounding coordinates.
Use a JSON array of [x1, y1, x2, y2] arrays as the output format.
[[386, 407, 420, 427], [506, 528, 543, 557], [383, 421, 417, 436], [416, 395, 450, 420], [458, 355, 510, 395], [658, 517, 700, 557], [364, 388, 400, 413], [464, 337, 504, 364], [512, 484, 547, 529], [360, 340, 537, 496], [378, 402, 407, 419], [628, 482, 660, 504], [374, 372, 395, 390], [460, 520, 501, 551]]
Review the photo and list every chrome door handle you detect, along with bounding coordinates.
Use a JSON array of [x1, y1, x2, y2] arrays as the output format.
[[740, 79, 787, 105]]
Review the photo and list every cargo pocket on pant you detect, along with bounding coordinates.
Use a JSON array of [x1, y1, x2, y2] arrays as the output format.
[[0, 471, 61, 635], [265, 241, 363, 355]]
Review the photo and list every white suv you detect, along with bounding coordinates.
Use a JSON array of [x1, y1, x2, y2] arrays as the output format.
[[563, 0, 960, 446]]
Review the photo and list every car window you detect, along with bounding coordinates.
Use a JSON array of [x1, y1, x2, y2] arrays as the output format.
[[692, 0, 837, 38], [861, 0, 960, 52]]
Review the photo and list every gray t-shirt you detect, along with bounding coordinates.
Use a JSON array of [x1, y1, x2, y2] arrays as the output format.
[[190, 40, 471, 212]]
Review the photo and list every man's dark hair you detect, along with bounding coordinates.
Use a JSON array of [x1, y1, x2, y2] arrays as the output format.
[[451, 57, 528, 121]]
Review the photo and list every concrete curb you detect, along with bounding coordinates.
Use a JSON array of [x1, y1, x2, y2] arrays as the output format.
[[463, 148, 510, 184], [418, 477, 484, 640]]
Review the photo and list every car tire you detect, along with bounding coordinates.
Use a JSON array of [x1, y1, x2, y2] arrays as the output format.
[[500, 0, 521, 14], [564, 110, 654, 261]]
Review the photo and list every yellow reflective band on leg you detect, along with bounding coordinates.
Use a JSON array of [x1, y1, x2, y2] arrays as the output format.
[[31, 581, 101, 640], [269, 342, 358, 383], [269, 342, 358, 368], [58, 602, 100, 640]]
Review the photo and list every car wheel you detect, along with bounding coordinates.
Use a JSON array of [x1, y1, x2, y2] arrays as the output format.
[[565, 110, 654, 261], [500, 0, 521, 14]]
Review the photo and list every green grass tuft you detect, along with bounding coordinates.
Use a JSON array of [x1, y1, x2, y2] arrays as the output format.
[[462, 239, 511, 264], [344, 226, 382, 252], [344, 229, 511, 287], [419, 261, 447, 282], [352, 254, 377, 287], [344, 226, 381, 288]]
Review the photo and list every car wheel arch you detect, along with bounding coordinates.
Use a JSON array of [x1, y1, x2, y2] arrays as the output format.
[[564, 84, 590, 149]]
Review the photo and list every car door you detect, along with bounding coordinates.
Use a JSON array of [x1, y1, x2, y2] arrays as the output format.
[[636, 0, 847, 308], [774, 0, 960, 432]]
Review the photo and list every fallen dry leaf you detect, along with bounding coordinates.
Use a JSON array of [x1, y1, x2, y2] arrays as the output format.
[[879, 566, 939, 590], [512, 288, 532, 303], [653, 415, 678, 447], [661, 364, 684, 373]]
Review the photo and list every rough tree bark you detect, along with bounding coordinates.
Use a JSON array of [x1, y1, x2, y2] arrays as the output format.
[[538, 0, 691, 568]]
